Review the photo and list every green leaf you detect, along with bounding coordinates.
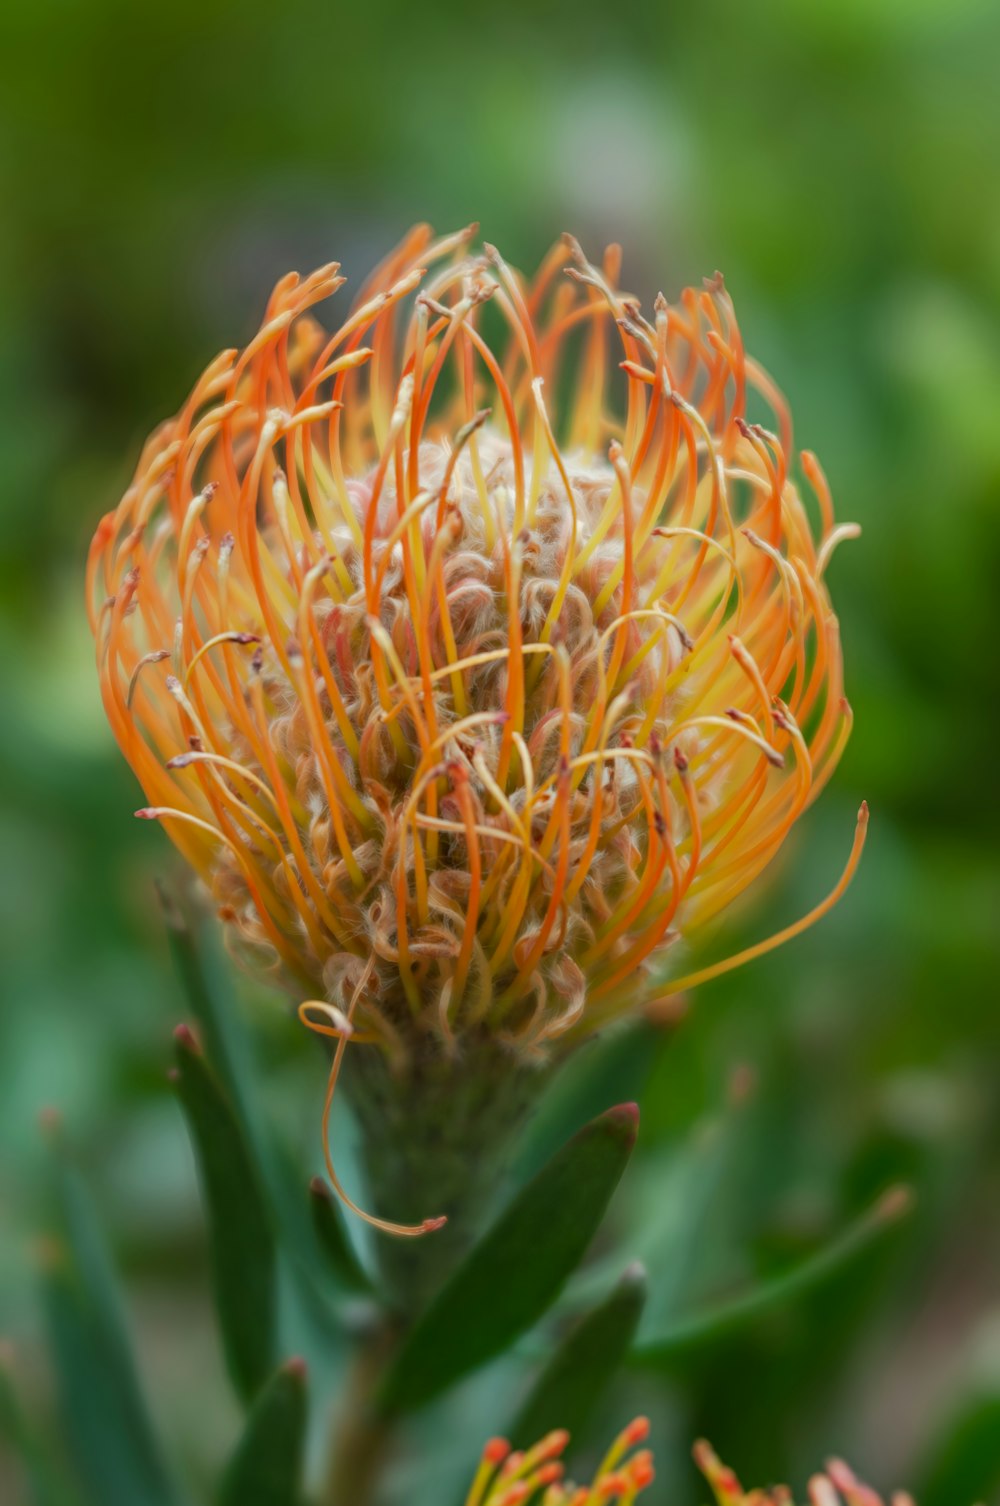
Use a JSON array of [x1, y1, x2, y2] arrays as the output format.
[[378, 1103, 639, 1415], [217, 1359, 309, 1506], [49, 1148, 155, 1414], [40, 1248, 178, 1506], [158, 885, 257, 1122], [631, 1184, 913, 1365], [308, 1177, 373, 1294], [37, 1129, 179, 1506], [173, 1024, 276, 1404], [509, 1261, 647, 1447], [917, 1392, 1000, 1506], [161, 890, 370, 1313], [0, 1344, 80, 1506]]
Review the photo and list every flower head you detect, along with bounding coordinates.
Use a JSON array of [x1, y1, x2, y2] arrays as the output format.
[[90, 225, 863, 1063], [462, 1430, 913, 1506], [465, 1418, 654, 1505], [695, 1440, 915, 1506]]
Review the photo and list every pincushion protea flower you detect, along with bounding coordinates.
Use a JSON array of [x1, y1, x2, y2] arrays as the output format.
[[465, 1419, 654, 1505], [460, 1428, 913, 1506], [88, 225, 865, 1261], [695, 1440, 916, 1506]]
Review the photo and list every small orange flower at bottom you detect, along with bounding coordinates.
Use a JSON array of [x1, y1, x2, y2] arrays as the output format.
[[695, 1439, 917, 1506], [462, 1427, 918, 1506], [465, 1419, 653, 1506]]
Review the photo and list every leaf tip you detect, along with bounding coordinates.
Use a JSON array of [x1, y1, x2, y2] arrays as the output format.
[[173, 1022, 200, 1055], [876, 1183, 914, 1224], [604, 1101, 640, 1143], [37, 1105, 63, 1141], [308, 1175, 331, 1204], [153, 877, 185, 932], [727, 1062, 757, 1107], [621, 1259, 648, 1290]]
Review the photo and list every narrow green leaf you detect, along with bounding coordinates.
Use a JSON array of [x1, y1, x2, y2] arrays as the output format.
[[39, 1247, 178, 1506], [217, 1359, 309, 1506], [49, 1146, 154, 1416], [631, 1185, 913, 1365], [173, 1024, 276, 1404], [39, 1129, 178, 1506], [0, 1344, 80, 1506], [378, 1103, 639, 1415], [158, 885, 255, 1117], [308, 1177, 373, 1294], [161, 889, 371, 1313], [509, 1261, 647, 1447]]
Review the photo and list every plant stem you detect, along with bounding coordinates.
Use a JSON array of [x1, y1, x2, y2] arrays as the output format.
[[322, 1317, 398, 1506], [322, 1040, 548, 1502]]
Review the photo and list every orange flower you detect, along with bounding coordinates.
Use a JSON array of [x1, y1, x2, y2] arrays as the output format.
[[89, 224, 864, 1063], [465, 1418, 654, 1506], [695, 1439, 915, 1506], [462, 1430, 913, 1506]]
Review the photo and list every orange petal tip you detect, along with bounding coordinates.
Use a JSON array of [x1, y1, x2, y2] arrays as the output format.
[[623, 1416, 651, 1445]]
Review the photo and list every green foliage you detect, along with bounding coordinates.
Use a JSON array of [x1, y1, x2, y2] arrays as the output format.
[[508, 1262, 647, 1446], [39, 1148, 179, 1506], [217, 1360, 309, 1506], [377, 1104, 639, 1415], [632, 1186, 914, 1366], [308, 1178, 373, 1296], [161, 893, 362, 1310], [0, 1349, 78, 1506], [3, 913, 947, 1504], [2, 5, 998, 1495], [159, 886, 257, 1117], [173, 1026, 277, 1405], [917, 1393, 1000, 1506]]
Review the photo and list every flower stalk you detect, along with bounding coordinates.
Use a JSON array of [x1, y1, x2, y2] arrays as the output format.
[[341, 1038, 546, 1308]]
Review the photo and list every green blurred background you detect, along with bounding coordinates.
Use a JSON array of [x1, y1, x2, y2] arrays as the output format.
[[1, 0, 998, 1501]]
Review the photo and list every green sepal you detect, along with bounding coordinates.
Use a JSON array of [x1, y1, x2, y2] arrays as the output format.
[[509, 1260, 647, 1447], [217, 1358, 309, 1506], [173, 1024, 276, 1405], [308, 1177, 373, 1294], [631, 1184, 913, 1365], [378, 1102, 639, 1415]]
